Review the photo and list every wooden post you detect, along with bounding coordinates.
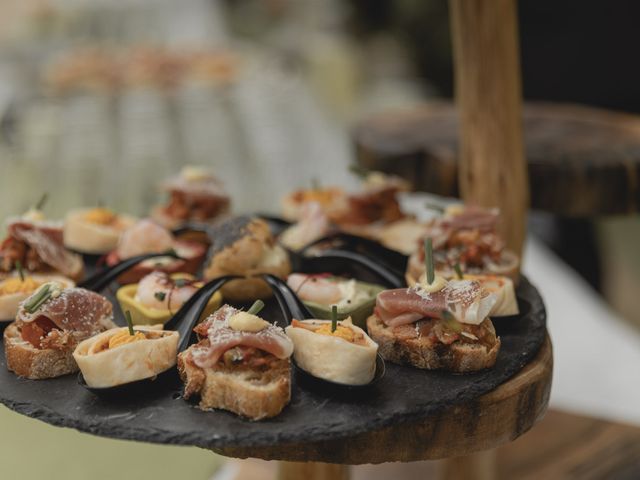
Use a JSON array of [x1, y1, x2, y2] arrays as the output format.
[[278, 462, 349, 480], [450, 0, 529, 259]]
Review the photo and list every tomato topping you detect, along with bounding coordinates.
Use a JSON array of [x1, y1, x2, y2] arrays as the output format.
[[21, 316, 59, 348]]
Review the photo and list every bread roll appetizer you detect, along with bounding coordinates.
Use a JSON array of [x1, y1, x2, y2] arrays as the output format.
[[151, 166, 230, 229], [286, 273, 383, 329], [178, 302, 294, 420], [204, 216, 291, 301], [1, 213, 84, 282], [106, 219, 207, 284], [74, 323, 178, 389], [0, 269, 74, 321], [406, 205, 519, 283], [4, 283, 116, 379], [286, 314, 378, 386], [64, 207, 136, 254], [116, 271, 222, 326]]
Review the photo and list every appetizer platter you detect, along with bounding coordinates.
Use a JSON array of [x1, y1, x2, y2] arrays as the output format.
[[0, 169, 548, 461]]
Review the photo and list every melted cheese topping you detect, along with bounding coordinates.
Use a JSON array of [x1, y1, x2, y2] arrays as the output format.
[[0, 277, 41, 295], [108, 330, 147, 349]]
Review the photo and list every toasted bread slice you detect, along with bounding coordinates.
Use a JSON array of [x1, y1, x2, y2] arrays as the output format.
[[3, 322, 78, 379], [178, 350, 291, 420], [366, 314, 500, 373]]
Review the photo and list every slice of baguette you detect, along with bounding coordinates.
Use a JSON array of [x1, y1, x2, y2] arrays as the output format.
[[366, 314, 500, 373], [177, 350, 291, 420], [3, 322, 78, 379]]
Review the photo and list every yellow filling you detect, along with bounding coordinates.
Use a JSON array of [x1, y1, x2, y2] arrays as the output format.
[[83, 208, 117, 225], [314, 323, 355, 343], [108, 330, 146, 349], [0, 277, 42, 295], [228, 312, 268, 332]]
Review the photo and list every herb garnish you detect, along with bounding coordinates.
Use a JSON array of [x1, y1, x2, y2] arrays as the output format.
[[453, 263, 464, 280], [349, 164, 369, 179], [331, 305, 338, 333], [424, 237, 435, 285], [247, 300, 265, 316], [125, 310, 135, 336], [35, 193, 48, 211], [24, 284, 52, 313], [15, 260, 25, 282], [154, 291, 166, 301]]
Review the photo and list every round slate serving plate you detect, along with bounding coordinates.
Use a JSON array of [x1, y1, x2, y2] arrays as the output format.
[[0, 277, 546, 452]]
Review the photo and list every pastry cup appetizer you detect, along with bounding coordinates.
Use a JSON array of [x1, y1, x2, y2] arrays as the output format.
[[73, 326, 179, 389], [0, 273, 74, 321], [116, 272, 222, 326], [178, 303, 294, 420], [286, 317, 378, 386], [286, 273, 383, 329], [204, 216, 291, 301], [64, 207, 136, 254], [106, 219, 207, 284]]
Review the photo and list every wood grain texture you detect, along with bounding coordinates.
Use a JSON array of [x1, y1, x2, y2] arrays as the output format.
[[354, 102, 640, 217], [450, 0, 529, 258], [212, 334, 552, 465], [278, 462, 349, 480]]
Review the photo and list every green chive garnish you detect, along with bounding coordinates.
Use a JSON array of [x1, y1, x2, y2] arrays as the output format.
[[154, 291, 166, 301], [311, 177, 321, 190], [331, 305, 338, 333], [174, 278, 188, 288], [24, 284, 52, 313], [424, 237, 435, 285], [125, 311, 135, 336], [441, 310, 462, 333], [453, 263, 464, 280], [35, 193, 48, 211], [247, 300, 265, 316], [15, 260, 25, 282]]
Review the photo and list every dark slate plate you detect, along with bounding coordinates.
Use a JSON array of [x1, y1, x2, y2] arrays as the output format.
[[0, 278, 546, 450]]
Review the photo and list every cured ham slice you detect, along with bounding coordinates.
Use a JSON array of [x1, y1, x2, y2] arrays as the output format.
[[189, 305, 293, 369], [18, 287, 113, 334], [6, 219, 83, 278], [375, 280, 496, 327]]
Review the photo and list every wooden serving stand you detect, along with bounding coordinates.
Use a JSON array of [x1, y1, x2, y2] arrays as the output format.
[[226, 1, 550, 478]]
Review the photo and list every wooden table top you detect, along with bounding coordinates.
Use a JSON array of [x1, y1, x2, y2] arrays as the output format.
[[354, 102, 640, 216]]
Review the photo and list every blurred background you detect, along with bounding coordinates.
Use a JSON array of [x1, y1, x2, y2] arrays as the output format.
[[0, 1, 639, 479]]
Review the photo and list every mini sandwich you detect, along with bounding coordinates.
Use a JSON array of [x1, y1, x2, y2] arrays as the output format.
[[286, 314, 378, 386], [204, 216, 291, 301], [178, 302, 294, 420], [405, 205, 519, 283], [64, 207, 136, 254], [74, 323, 178, 389], [367, 277, 501, 373], [106, 219, 207, 284], [151, 166, 231, 229], [4, 283, 116, 379], [1, 215, 84, 282]]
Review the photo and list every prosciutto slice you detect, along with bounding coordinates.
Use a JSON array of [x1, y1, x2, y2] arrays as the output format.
[[443, 206, 499, 233], [7, 219, 83, 278], [17, 287, 114, 335], [190, 305, 293, 369], [375, 280, 497, 327]]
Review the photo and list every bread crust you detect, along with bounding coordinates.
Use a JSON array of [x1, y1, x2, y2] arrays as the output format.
[[177, 350, 291, 420], [366, 314, 500, 373], [3, 322, 78, 379]]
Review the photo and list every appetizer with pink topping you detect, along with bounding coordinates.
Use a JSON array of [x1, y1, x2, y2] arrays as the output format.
[[178, 302, 293, 420]]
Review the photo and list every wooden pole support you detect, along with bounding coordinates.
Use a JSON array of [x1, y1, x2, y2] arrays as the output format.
[[278, 462, 350, 480], [450, 0, 529, 259]]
